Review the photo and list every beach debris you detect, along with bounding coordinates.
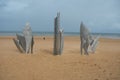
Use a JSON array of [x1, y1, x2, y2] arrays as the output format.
[[13, 23, 34, 54], [80, 22, 99, 55], [43, 36, 46, 40], [54, 12, 64, 55]]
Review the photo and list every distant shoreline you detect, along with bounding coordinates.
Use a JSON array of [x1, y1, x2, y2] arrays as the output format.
[[0, 35, 120, 40], [0, 31, 120, 39]]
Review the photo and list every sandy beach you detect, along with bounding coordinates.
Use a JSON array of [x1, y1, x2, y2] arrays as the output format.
[[0, 36, 120, 80]]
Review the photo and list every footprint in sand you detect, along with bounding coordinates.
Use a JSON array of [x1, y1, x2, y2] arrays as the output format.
[[103, 70, 106, 73], [94, 64, 101, 69], [94, 78, 99, 80], [109, 73, 112, 76]]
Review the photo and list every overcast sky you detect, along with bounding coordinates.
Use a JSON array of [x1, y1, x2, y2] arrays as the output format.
[[0, 0, 120, 33]]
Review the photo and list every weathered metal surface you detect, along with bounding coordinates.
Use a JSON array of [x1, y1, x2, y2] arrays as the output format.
[[13, 38, 24, 53], [54, 12, 64, 55], [13, 23, 34, 54], [80, 22, 99, 55]]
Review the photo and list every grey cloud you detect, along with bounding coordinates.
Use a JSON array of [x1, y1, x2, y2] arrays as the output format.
[[0, 0, 120, 33]]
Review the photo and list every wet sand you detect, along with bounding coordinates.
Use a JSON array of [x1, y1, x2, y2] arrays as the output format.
[[0, 36, 120, 80]]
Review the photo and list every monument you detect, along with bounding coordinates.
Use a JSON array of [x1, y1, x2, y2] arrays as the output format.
[[13, 23, 34, 54], [80, 22, 99, 55], [54, 12, 64, 55]]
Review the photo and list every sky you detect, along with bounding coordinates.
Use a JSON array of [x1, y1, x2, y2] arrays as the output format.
[[0, 0, 120, 33]]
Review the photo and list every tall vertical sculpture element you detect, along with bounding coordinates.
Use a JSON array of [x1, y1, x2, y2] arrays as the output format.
[[80, 22, 99, 55], [80, 22, 90, 55], [54, 12, 64, 55], [23, 23, 32, 53], [13, 23, 34, 54]]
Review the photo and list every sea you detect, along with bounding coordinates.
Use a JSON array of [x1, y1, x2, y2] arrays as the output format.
[[0, 31, 120, 39]]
